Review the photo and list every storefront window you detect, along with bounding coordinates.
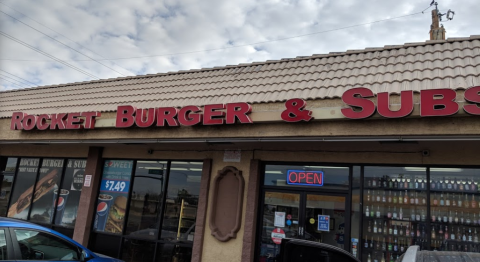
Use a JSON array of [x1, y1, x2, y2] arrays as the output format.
[[362, 166, 427, 262], [429, 168, 480, 252], [125, 161, 167, 239], [264, 164, 349, 190], [93, 160, 134, 234], [29, 158, 64, 224], [0, 158, 17, 217], [351, 166, 361, 259], [55, 159, 87, 227], [7, 158, 40, 220], [160, 161, 202, 242]]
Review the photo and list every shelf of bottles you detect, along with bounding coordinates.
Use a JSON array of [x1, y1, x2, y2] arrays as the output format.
[[429, 173, 480, 253], [362, 170, 428, 262]]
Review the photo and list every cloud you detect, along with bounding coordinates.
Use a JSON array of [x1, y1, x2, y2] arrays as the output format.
[[0, 0, 476, 90]]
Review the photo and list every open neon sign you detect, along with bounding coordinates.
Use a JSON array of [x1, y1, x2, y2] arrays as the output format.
[[287, 170, 323, 186]]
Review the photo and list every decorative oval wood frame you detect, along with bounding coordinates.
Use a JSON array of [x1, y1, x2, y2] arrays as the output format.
[[209, 166, 245, 242]]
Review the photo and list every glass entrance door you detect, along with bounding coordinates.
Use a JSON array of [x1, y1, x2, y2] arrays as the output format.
[[257, 191, 347, 262]]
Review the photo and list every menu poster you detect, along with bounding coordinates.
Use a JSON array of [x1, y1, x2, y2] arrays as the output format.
[[7, 158, 40, 220], [29, 159, 64, 223], [94, 160, 133, 234], [55, 159, 87, 226]]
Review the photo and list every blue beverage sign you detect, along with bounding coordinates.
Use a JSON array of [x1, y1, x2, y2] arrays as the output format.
[[317, 215, 330, 231]]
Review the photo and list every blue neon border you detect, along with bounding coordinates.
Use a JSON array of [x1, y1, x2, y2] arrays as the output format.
[[286, 170, 324, 186]]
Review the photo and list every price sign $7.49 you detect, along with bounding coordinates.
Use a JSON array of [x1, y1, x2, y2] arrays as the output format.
[[101, 180, 129, 193]]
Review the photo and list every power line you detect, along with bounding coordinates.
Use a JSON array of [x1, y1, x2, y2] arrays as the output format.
[[0, 76, 25, 89], [0, 1, 135, 75], [0, 30, 100, 79], [0, 73, 31, 87], [0, 9, 128, 77], [0, 69, 36, 85], [0, 9, 429, 62]]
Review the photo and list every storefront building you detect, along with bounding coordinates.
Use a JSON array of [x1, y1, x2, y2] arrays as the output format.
[[1, 34, 480, 262]]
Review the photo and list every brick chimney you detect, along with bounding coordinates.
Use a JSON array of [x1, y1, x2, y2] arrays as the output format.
[[430, 8, 446, 40]]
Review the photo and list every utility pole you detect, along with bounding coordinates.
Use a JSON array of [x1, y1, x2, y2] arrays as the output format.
[[429, 2, 455, 40]]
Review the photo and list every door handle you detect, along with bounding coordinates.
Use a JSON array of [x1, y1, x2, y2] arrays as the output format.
[[299, 226, 304, 237]]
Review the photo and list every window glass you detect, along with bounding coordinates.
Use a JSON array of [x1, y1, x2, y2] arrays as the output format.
[[0, 229, 7, 260], [125, 161, 167, 239], [93, 160, 134, 234], [0, 157, 17, 217], [14, 229, 79, 260], [362, 166, 427, 262], [29, 159, 64, 224], [54, 159, 87, 227], [429, 168, 480, 252], [8, 158, 40, 220], [121, 238, 155, 262], [264, 164, 349, 190], [160, 161, 202, 242], [155, 243, 192, 262], [351, 166, 361, 259]]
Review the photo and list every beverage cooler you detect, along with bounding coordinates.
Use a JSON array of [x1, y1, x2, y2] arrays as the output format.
[[360, 167, 480, 262]]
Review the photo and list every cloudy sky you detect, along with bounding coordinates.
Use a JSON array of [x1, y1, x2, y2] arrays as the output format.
[[0, 0, 476, 91]]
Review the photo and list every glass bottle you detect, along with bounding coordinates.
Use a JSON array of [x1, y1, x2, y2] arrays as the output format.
[[431, 208, 436, 222], [449, 210, 453, 223], [411, 224, 415, 237], [393, 206, 397, 220], [462, 228, 467, 241], [416, 224, 420, 237], [399, 207, 403, 220], [389, 224, 393, 235], [410, 207, 416, 221], [421, 178, 426, 189], [432, 225, 436, 239], [433, 193, 438, 206], [469, 228, 473, 242], [393, 237, 398, 252], [472, 194, 477, 208], [366, 206, 370, 217], [458, 194, 463, 207], [400, 238, 405, 252], [431, 178, 436, 190], [365, 236, 369, 248], [371, 205, 375, 218], [451, 226, 456, 240], [410, 191, 415, 205], [457, 227, 462, 241], [447, 178, 453, 190], [464, 194, 469, 208], [460, 180, 465, 191], [399, 223, 404, 236], [388, 191, 392, 203], [394, 178, 398, 188], [466, 212, 471, 225], [404, 177, 408, 189], [383, 177, 388, 188], [393, 192, 398, 204], [439, 225, 444, 238], [452, 193, 457, 207], [376, 205, 381, 218], [415, 178, 419, 189], [376, 191, 381, 202], [421, 209, 426, 221], [442, 177, 447, 190], [378, 222, 383, 234], [440, 193, 445, 206], [460, 211, 465, 224], [388, 177, 393, 188], [405, 223, 410, 236], [475, 228, 479, 243], [382, 191, 386, 203], [454, 177, 458, 191], [446, 193, 451, 206], [465, 180, 471, 191], [422, 225, 426, 238], [399, 191, 403, 204], [374, 220, 378, 233], [455, 211, 459, 224], [383, 221, 387, 234], [444, 226, 449, 240], [422, 193, 426, 205], [382, 237, 386, 251], [388, 237, 393, 251], [443, 210, 448, 223], [387, 206, 392, 219], [367, 190, 371, 202], [368, 221, 372, 233], [372, 176, 377, 187], [367, 253, 372, 262], [370, 235, 374, 249], [404, 190, 408, 204], [394, 224, 398, 235], [409, 176, 414, 189], [376, 236, 381, 250]]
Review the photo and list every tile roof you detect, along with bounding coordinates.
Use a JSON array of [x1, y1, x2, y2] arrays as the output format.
[[1, 35, 480, 118]]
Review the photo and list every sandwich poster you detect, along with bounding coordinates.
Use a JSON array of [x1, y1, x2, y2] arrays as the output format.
[[93, 160, 133, 234], [7, 158, 41, 220], [29, 159, 64, 223]]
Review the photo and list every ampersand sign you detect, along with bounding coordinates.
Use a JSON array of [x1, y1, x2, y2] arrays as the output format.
[[281, 98, 313, 122]]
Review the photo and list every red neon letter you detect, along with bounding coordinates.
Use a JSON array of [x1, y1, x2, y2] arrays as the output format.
[[420, 89, 459, 117], [306, 173, 313, 184], [341, 87, 376, 119], [377, 90, 414, 118], [116, 105, 136, 128], [203, 104, 225, 125], [314, 174, 322, 185], [226, 103, 253, 124], [289, 172, 298, 183], [135, 108, 156, 128], [178, 106, 202, 126], [36, 114, 51, 130], [157, 107, 179, 127], [50, 113, 67, 130], [10, 112, 26, 130], [81, 112, 101, 129], [66, 113, 84, 129], [299, 172, 306, 183], [464, 86, 480, 115], [23, 115, 37, 130]]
